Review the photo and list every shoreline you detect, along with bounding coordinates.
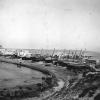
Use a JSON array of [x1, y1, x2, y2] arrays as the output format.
[[0, 56, 63, 100]]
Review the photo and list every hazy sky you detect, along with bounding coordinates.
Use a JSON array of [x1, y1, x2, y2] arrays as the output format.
[[0, 0, 100, 51]]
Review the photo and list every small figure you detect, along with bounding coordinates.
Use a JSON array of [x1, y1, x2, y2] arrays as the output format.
[[17, 58, 22, 68]]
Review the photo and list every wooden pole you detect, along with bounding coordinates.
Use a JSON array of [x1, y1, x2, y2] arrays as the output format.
[[52, 48, 55, 57]]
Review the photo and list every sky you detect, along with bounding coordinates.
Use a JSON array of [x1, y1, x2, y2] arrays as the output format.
[[0, 0, 100, 51]]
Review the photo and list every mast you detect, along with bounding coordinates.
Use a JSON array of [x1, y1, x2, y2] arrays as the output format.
[[40, 48, 43, 55], [51, 48, 55, 60], [79, 49, 82, 57]]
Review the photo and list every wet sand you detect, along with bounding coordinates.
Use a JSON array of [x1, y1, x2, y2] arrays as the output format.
[[0, 62, 45, 88]]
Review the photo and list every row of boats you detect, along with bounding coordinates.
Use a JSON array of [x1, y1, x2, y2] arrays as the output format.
[[0, 48, 99, 72]]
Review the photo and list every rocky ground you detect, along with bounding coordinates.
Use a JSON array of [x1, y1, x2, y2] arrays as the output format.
[[41, 65, 100, 100], [30, 64, 100, 100]]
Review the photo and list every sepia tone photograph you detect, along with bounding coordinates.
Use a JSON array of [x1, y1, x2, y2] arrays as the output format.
[[0, 0, 100, 100]]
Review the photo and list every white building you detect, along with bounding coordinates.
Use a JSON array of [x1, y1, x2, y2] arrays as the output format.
[[17, 50, 32, 57]]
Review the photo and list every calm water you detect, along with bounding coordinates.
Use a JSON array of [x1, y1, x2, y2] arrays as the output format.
[[86, 51, 100, 59], [0, 62, 45, 88]]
